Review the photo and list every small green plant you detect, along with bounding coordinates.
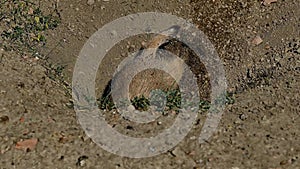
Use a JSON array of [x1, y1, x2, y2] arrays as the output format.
[[98, 89, 235, 113], [225, 91, 235, 104], [0, 0, 60, 55], [98, 95, 116, 110], [131, 95, 150, 111], [199, 100, 210, 110], [165, 89, 182, 111], [45, 63, 66, 81]]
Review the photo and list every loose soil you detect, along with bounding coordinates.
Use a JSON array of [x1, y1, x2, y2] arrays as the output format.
[[0, 0, 299, 168]]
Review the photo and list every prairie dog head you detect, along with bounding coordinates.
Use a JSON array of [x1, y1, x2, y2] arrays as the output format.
[[145, 25, 180, 49]]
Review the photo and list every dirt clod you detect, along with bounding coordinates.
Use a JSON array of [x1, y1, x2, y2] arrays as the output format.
[[0, 116, 9, 123], [252, 35, 264, 46], [15, 138, 38, 151]]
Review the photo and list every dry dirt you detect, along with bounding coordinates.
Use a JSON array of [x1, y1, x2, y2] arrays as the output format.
[[0, 0, 299, 169]]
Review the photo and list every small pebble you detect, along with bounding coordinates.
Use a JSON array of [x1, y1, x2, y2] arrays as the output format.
[[239, 113, 248, 120], [170, 147, 182, 157], [76, 155, 88, 166], [149, 147, 156, 152], [189, 136, 196, 140], [252, 35, 263, 46], [280, 160, 288, 165], [28, 8, 34, 15], [127, 105, 135, 112], [87, 0, 95, 5], [110, 30, 117, 36], [263, 0, 277, 6]]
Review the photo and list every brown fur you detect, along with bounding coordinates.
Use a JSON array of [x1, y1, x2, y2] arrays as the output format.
[[129, 33, 184, 99]]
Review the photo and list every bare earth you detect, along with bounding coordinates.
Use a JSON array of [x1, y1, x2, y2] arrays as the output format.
[[0, 0, 299, 169]]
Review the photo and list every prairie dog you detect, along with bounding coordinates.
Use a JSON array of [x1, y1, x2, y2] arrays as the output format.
[[128, 25, 185, 98]]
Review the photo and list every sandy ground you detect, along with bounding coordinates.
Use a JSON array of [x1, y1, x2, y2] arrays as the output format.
[[0, 0, 299, 168]]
